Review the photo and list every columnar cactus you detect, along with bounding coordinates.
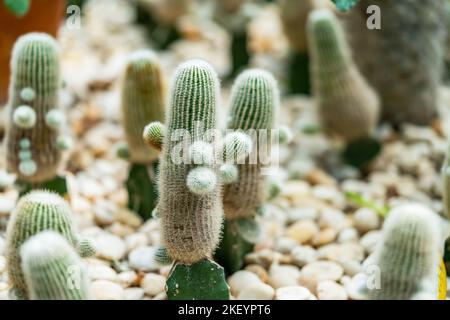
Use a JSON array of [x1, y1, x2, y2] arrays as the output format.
[[368, 204, 442, 300], [5, 33, 71, 196], [307, 9, 379, 142], [5, 190, 94, 299], [120, 50, 165, 220], [21, 231, 91, 300], [342, 0, 446, 125]]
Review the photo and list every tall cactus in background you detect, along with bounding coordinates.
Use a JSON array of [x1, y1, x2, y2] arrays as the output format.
[[215, 69, 285, 273], [5, 33, 71, 197], [119, 50, 165, 220], [342, 0, 446, 125], [5, 191, 95, 299], [307, 9, 380, 168], [21, 231, 91, 300], [278, 0, 330, 94], [368, 204, 443, 300]]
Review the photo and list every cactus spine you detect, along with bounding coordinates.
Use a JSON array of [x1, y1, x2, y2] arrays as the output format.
[[343, 0, 446, 125], [5, 33, 70, 196], [5, 191, 93, 299], [21, 231, 90, 300], [307, 9, 379, 142], [120, 50, 165, 220], [368, 204, 442, 300]]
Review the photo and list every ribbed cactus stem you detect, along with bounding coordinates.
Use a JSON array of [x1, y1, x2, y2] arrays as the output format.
[[368, 204, 441, 300], [21, 231, 90, 300], [5, 191, 88, 299], [121, 50, 165, 164], [223, 69, 278, 221], [5, 33, 66, 183], [158, 59, 222, 264], [307, 9, 379, 142]]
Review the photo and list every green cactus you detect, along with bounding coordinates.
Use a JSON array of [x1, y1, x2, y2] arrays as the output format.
[[147, 59, 230, 299], [368, 204, 442, 300], [5, 190, 95, 299], [343, 0, 446, 125], [21, 231, 91, 300], [331, 0, 359, 11], [215, 69, 280, 274], [120, 50, 165, 220], [4, 0, 31, 17], [5, 33, 71, 197]]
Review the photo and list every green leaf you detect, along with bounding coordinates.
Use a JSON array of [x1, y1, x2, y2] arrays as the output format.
[[345, 191, 389, 217], [331, 0, 359, 11], [4, 0, 31, 17], [166, 259, 230, 300]]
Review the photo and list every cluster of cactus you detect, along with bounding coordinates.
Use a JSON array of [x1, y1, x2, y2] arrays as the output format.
[[5, 190, 95, 299], [118, 50, 165, 220], [342, 0, 447, 125], [5, 33, 71, 197], [307, 9, 381, 168], [367, 204, 443, 300], [21, 231, 91, 300]]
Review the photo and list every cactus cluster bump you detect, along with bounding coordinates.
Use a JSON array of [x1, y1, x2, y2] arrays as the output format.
[[21, 231, 90, 300]]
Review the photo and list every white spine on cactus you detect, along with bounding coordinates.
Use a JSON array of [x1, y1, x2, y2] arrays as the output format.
[[189, 141, 214, 165], [186, 167, 217, 195], [219, 163, 239, 184], [13, 105, 36, 129], [223, 131, 253, 163]]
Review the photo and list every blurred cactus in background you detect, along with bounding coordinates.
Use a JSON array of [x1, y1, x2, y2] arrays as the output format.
[[342, 0, 446, 126], [21, 231, 91, 300], [5, 191, 95, 299], [368, 204, 442, 300], [119, 50, 165, 220], [5, 33, 71, 196]]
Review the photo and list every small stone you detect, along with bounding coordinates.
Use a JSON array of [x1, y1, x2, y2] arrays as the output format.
[[129, 246, 161, 272], [245, 249, 283, 269], [107, 222, 134, 238], [317, 243, 365, 262], [237, 283, 275, 300], [228, 270, 262, 296], [311, 228, 337, 247], [285, 220, 319, 244], [345, 273, 369, 300], [360, 231, 382, 254], [287, 207, 318, 222], [0, 197, 14, 217], [124, 288, 145, 300], [268, 264, 300, 289], [319, 208, 350, 231], [88, 264, 117, 281], [117, 271, 138, 288], [281, 181, 311, 200], [92, 280, 125, 300], [0, 238, 4, 255], [291, 245, 318, 267], [275, 286, 315, 300], [274, 237, 298, 254], [299, 261, 344, 293], [244, 264, 269, 283], [317, 281, 348, 300], [0, 257, 5, 274], [337, 228, 359, 243], [336, 259, 362, 277], [353, 208, 380, 233], [94, 232, 126, 261], [125, 233, 148, 252], [312, 186, 345, 208], [141, 273, 166, 296]]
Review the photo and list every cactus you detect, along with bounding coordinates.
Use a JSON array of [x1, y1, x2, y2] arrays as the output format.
[[120, 50, 165, 220], [368, 204, 442, 300], [5, 33, 71, 196], [21, 231, 90, 300], [147, 59, 232, 299], [215, 69, 280, 274], [331, 0, 359, 11], [342, 0, 446, 125], [5, 190, 95, 299]]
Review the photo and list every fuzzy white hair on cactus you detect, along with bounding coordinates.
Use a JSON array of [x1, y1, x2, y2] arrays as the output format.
[[186, 167, 217, 195], [13, 105, 36, 129], [45, 109, 65, 130]]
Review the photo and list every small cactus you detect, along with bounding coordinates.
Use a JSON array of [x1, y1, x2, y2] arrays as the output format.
[[21, 231, 91, 300], [343, 0, 446, 125], [120, 50, 165, 220], [368, 204, 442, 300], [215, 69, 280, 273], [5, 190, 94, 299], [5, 33, 70, 196], [149, 59, 232, 299], [307, 9, 379, 142]]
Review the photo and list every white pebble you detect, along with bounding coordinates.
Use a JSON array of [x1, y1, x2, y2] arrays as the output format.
[[228, 270, 262, 297], [317, 281, 348, 300], [141, 273, 166, 296], [275, 286, 315, 300], [94, 232, 126, 261], [128, 246, 161, 272], [237, 283, 275, 300], [353, 208, 380, 233], [91, 280, 125, 300]]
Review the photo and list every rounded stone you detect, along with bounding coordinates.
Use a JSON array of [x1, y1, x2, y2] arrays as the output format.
[[353, 208, 380, 233], [91, 280, 125, 300], [275, 286, 315, 300], [298, 261, 344, 293], [317, 280, 348, 300], [141, 273, 166, 296], [237, 282, 275, 300], [285, 220, 319, 244], [228, 270, 262, 297]]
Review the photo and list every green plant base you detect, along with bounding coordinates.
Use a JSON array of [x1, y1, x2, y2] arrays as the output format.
[[17, 175, 68, 198], [214, 219, 256, 275], [126, 162, 158, 221], [343, 136, 382, 170], [287, 52, 310, 95], [166, 259, 230, 300]]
